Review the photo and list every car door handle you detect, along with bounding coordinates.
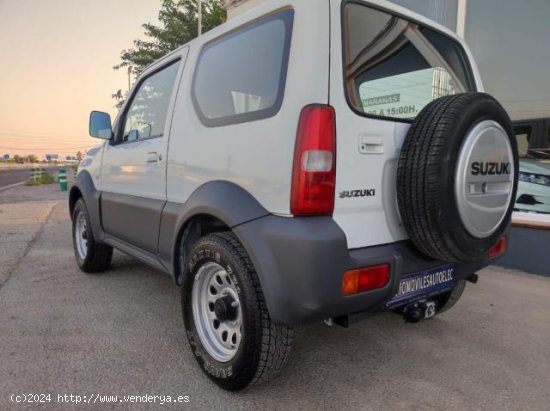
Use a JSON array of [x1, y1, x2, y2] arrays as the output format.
[[359, 135, 384, 154], [146, 152, 160, 163]]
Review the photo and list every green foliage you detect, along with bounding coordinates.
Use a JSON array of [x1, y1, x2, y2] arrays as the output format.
[[26, 172, 56, 186], [113, 0, 226, 108], [11, 154, 39, 164]]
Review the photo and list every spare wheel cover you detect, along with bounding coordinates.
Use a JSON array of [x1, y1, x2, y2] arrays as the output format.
[[455, 120, 515, 238]]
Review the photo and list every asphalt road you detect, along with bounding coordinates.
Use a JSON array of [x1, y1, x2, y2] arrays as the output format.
[[0, 169, 31, 188], [1, 184, 549, 410], [0, 167, 60, 190]]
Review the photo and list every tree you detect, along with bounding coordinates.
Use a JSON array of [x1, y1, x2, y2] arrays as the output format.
[[113, 0, 226, 108], [13, 155, 24, 164], [25, 154, 39, 163], [76, 151, 83, 161]]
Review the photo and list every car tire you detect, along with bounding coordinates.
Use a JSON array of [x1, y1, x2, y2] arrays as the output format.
[[434, 279, 466, 315], [397, 93, 518, 262], [182, 232, 293, 391], [72, 198, 113, 273]]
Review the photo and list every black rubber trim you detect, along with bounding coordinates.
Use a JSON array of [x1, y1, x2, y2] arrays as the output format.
[[158, 181, 270, 277], [70, 170, 104, 241], [103, 235, 168, 273], [101, 192, 165, 253]]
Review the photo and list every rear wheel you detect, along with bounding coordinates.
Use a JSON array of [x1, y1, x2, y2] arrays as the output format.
[[182, 232, 293, 391], [434, 280, 467, 315], [72, 199, 112, 273]]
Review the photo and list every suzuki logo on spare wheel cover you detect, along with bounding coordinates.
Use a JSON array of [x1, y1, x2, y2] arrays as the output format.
[[455, 120, 515, 238]]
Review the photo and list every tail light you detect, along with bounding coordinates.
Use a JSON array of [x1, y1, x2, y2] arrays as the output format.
[[488, 236, 507, 258], [342, 264, 391, 296], [291, 104, 336, 215]]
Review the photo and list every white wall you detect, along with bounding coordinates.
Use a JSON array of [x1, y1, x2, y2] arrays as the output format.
[[390, 0, 458, 31], [464, 0, 550, 120]]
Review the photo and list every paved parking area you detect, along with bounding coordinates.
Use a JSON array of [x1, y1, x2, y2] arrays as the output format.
[[1, 185, 549, 410]]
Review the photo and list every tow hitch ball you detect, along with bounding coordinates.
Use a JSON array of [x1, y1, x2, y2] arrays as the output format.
[[403, 300, 436, 323]]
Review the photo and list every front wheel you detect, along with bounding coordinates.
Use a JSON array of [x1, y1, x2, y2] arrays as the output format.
[[72, 199, 113, 273], [182, 233, 293, 391]]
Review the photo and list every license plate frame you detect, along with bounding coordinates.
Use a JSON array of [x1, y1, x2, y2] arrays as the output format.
[[386, 263, 456, 309]]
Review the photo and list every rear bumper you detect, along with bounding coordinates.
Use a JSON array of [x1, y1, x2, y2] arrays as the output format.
[[234, 215, 491, 325]]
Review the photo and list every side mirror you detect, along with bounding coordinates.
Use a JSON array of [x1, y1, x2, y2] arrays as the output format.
[[89, 111, 112, 140]]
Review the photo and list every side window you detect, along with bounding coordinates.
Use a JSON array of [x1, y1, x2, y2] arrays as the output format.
[[514, 126, 531, 158], [192, 9, 294, 127], [120, 61, 180, 143], [343, 3, 474, 120]]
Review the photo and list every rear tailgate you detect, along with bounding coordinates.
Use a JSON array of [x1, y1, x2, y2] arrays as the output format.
[[329, 0, 478, 249]]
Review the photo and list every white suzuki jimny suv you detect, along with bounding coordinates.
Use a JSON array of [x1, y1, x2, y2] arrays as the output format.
[[71, 0, 518, 390]]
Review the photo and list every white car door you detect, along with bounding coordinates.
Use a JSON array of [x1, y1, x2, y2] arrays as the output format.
[[101, 50, 188, 253]]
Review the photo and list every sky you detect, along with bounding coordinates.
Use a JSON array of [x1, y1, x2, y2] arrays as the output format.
[[0, 0, 162, 157]]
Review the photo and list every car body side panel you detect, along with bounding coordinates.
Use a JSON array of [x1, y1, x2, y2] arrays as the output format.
[[101, 192, 165, 251], [166, 0, 330, 214], [95, 48, 190, 254]]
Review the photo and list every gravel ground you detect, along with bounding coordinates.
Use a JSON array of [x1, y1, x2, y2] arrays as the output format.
[[0, 184, 549, 410]]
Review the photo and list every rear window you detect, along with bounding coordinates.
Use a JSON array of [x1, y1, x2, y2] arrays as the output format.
[[343, 2, 474, 121], [192, 9, 294, 127]]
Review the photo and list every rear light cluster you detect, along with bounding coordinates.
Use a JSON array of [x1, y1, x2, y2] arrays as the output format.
[[341, 264, 391, 296], [291, 105, 336, 215], [488, 236, 507, 258]]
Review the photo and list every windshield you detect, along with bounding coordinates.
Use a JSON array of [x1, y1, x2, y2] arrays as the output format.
[[343, 2, 475, 120]]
